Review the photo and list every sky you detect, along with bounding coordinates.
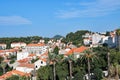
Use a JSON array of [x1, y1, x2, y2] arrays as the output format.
[[0, 0, 120, 38]]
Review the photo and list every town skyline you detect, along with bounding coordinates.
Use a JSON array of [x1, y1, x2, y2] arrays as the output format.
[[0, 0, 120, 37]]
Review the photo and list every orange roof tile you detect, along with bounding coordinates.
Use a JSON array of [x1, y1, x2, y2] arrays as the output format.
[[18, 63, 35, 68], [17, 58, 30, 63], [4, 49, 17, 53], [74, 46, 87, 53], [28, 54, 36, 57], [41, 58, 47, 62], [11, 70, 30, 76], [0, 50, 4, 53], [0, 70, 30, 80], [40, 51, 48, 57], [3, 59, 10, 63], [65, 46, 87, 56], [27, 43, 45, 47]]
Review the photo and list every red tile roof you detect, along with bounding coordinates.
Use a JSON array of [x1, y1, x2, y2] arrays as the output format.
[[0, 50, 4, 53], [0, 70, 30, 80], [17, 58, 30, 63], [27, 43, 45, 47], [28, 54, 36, 57], [41, 58, 47, 62], [18, 63, 35, 68], [65, 46, 87, 56]]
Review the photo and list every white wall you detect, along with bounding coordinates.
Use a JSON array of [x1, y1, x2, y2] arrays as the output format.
[[25, 46, 48, 55], [92, 33, 102, 44], [16, 67, 34, 73], [11, 43, 26, 48], [17, 52, 29, 60], [34, 59, 47, 70]]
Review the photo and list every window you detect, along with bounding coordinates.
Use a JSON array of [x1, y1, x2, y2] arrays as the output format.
[[41, 61, 43, 64]]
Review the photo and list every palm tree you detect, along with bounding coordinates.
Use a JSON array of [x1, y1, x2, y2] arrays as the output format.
[[115, 63, 119, 80], [49, 53, 57, 80], [81, 48, 97, 80], [105, 46, 111, 79], [49, 53, 63, 80], [107, 52, 110, 79], [116, 29, 120, 51], [65, 54, 75, 80], [1, 62, 7, 74], [109, 63, 119, 80]]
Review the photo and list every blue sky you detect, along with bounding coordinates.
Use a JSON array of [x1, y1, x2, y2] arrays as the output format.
[[0, 0, 120, 38]]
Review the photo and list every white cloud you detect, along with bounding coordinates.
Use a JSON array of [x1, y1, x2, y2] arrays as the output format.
[[0, 16, 32, 25], [56, 0, 120, 18]]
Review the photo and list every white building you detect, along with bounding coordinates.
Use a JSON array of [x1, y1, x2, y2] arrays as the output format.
[[101, 31, 117, 48], [39, 39, 45, 43], [11, 42, 26, 48], [34, 58, 47, 70], [5, 49, 17, 56], [83, 33, 102, 47], [0, 43, 7, 49], [82, 33, 92, 46], [83, 38, 91, 45], [92, 33, 102, 45], [25, 43, 48, 55], [102, 36, 115, 47], [16, 63, 35, 73], [17, 51, 29, 60]]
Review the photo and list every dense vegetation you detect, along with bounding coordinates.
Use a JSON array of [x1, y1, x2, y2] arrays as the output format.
[[37, 47, 120, 80], [62, 30, 90, 46], [6, 75, 29, 80]]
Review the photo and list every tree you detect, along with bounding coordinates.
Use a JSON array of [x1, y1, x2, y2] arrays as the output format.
[[65, 30, 89, 46], [56, 61, 68, 80], [110, 49, 120, 79], [37, 66, 51, 80], [93, 67, 103, 80], [51, 54, 57, 80], [65, 54, 75, 80], [81, 48, 98, 80], [53, 46, 59, 55], [116, 29, 120, 51], [0, 56, 4, 63], [0, 62, 7, 74], [109, 63, 120, 80], [49, 53, 63, 80], [6, 75, 19, 80], [6, 75, 28, 80]]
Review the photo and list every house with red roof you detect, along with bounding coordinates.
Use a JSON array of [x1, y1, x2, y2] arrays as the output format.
[[16, 63, 35, 73], [0, 70, 30, 80], [34, 58, 47, 70], [64, 46, 88, 58]]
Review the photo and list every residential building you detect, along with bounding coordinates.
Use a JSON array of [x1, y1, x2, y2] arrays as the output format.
[[0, 43, 7, 49], [64, 46, 87, 59], [91, 33, 102, 47], [17, 51, 29, 60], [16, 63, 35, 73], [0, 70, 30, 80], [11, 42, 26, 48], [25, 43, 48, 55], [34, 58, 47, 70]]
